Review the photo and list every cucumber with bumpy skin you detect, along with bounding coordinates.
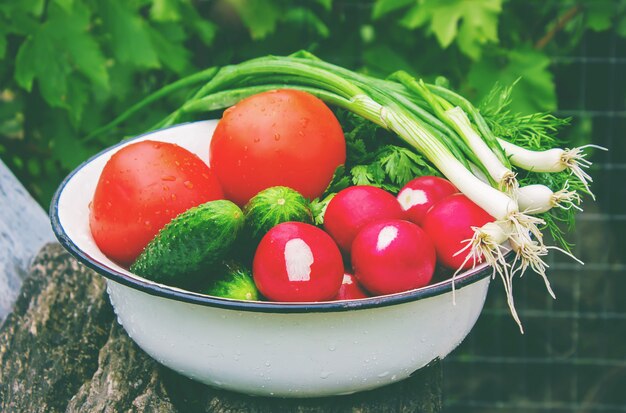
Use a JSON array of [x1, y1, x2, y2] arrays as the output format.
[[244, 186, 313, 242], [131, 200, 244, 286], [202, 262, 259, 301]]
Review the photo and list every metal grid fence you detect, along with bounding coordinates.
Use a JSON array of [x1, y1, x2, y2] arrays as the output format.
[[443, 27, 626, 413]]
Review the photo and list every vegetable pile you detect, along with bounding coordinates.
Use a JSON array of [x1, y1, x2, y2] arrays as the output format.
[[89, 52, 604, 332]]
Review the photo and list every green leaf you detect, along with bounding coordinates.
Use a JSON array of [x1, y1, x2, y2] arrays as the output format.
[[65, 78, 90, 125], [284, 8, 329, 38], [363, 45, 416, 77], [316, 0, 332, 11], [150, 0, 181, 22], [467, 47, 556, 114], [0, 30, 8, 60], [51, 127, 92, 170], [351, 165, 375, 186], [53, 0, 74, 13], [618, 14, 626, 37], [148, 25, 190, 74], [402, 0, 502, 60], [585, 0, 614, 31], [192, 18, 217, 46], [99, 0, 160, 69], [227, 0, 281, 40], [14, 3, 108, 116], [372, 0, 414, 19]]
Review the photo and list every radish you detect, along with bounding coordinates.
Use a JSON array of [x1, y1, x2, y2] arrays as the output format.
[[334, 272, 369, 300], [323, 185, 405, 253], [421, 194, 497, 271], [253, 222, 343, 302], [351, 219, 436, 295], [397, 176, 458, 226]]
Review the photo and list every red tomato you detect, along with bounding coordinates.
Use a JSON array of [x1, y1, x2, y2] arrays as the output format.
[[209, 89, 346, 206], [351, 219, 436, 295], [421, 194, 494, 270], [90, 140, 223, 266], [323, 185, 405, 253], [334, 272, 369, 300], [253, 222, 343, 302], [396, 176, 458, 226]]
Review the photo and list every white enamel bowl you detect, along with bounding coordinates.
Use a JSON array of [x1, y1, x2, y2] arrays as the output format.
[[51, 120, 494, 398]]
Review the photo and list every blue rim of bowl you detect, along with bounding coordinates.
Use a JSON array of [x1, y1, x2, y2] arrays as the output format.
[[50, 121, 509, 314]]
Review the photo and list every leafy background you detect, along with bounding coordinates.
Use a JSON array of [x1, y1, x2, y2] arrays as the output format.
[[1, 0, 626, 411], [1, 0, 624, 205]]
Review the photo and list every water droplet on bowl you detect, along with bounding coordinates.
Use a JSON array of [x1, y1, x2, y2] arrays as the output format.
[[319, 371, 332, 379]]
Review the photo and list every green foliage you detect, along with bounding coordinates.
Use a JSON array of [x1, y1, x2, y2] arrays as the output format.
[[399, 0, 502, 60], [1, 0, 625, 206]]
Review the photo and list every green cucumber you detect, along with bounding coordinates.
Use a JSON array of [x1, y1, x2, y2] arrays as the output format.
[[243, 186, 313, 241], [131, 200, 244, 286], [201, 262, 259, 301]]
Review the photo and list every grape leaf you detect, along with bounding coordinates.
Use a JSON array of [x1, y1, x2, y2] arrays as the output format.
[[467, 46, 556, 114], [148, 24, 191, 74], [284, 8, 330, 38], [98, 0, 160, 69], [316, 0, 333, 11], [54, 0, 74, 14], [401, 0, 502, 60], [227, 0, 282, 40], [585, 0, 614, 31], [14, 2, 108, 114], [150, 0, 181, 22], [372, 0, 414, 19], [0, 30, 6, 59]]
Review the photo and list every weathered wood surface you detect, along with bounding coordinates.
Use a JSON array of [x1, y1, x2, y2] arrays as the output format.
[[0, 161, 55, 324], [0, 243, 442, 412]]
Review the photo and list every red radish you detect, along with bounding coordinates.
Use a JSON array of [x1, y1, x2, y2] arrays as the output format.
[[334, 272, 369, 300], [253, 222, 343, 302], [351, 219, 436, 295], [323, 185, 405, 253], [396, 176, 458, 226], [421, 194, 495, 270]]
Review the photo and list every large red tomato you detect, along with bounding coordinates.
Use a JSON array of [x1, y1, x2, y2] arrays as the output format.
[[90, 140, 223, 266], [209, 89, 346, 206]]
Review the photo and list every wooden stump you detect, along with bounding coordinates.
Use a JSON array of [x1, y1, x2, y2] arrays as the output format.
[[0, 244, 442, 412]]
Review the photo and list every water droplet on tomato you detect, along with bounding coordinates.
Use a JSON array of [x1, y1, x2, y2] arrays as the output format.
[[162, 175, 176, 181], [171, 194, 177, 201], [184, 181, 194, 189], [300, 117, 309, 127], [274, 133, 281, 141], [175, 161, 180, 166], [144, 220, 151, 228], [298, 131, 304, 137], [244, 145, 248, 151]]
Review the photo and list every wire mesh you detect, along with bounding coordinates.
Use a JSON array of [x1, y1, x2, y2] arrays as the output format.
[[443, 27, 626, 413]]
